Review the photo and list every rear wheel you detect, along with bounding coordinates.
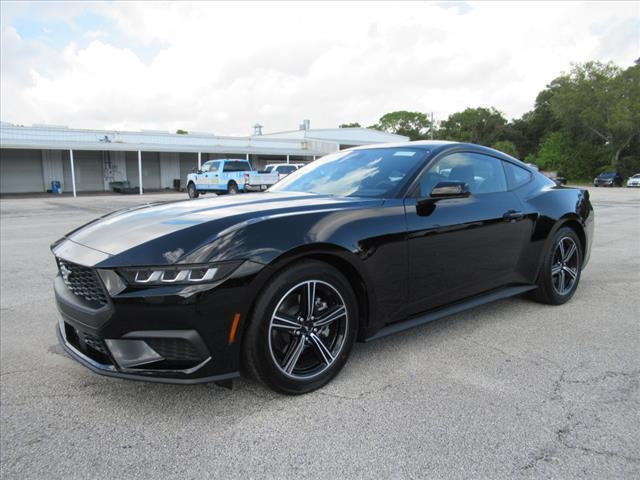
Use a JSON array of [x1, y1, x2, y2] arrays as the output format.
[[530, 227, 582, 305], [187, 182, 199, 198], [227, 181, 239, 195], [242, 260, 358, 394]]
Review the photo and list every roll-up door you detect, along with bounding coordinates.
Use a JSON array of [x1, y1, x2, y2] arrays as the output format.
[[141, 153, 161, 190], [73, 151, 104, 191], [0, 149, 44, 193]]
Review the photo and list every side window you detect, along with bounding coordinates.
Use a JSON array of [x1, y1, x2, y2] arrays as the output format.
[[200, 161, 213, 173], [223, 161, 251, 172], [416, 152, 507, 197], [209, 161, 220, 173], [277, 165, 296, 174], [503, 161, 532, 190]]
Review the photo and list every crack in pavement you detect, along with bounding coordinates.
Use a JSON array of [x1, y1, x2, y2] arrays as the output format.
[[520, 368, 640, 473]]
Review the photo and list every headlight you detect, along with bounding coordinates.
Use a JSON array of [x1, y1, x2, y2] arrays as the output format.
[[117, 261, 242, 287], [97, 269, 127, 296]]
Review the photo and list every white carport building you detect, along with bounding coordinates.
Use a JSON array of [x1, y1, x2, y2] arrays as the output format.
[[0, 121, 407, 196]]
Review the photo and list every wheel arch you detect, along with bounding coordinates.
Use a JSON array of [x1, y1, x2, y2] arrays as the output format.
[[534, 215, 587, 279], [558, 218, 586, 261], [241, 244, 374, 342]]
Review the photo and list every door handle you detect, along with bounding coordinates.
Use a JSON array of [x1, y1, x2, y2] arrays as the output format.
[[503, 210, 525, 222]]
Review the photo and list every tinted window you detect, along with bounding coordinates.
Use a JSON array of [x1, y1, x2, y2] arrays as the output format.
[[503, 161, 532, 189], [417, 152, 507, 197], [223, 161, 251, 172], [270, 148, 427, 198], [264, 166, 274, 173], [276, 165, 297, 174], [599, 172, 615, 178]]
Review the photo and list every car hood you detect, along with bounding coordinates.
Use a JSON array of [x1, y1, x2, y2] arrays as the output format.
[[59, 192, 380, 264]]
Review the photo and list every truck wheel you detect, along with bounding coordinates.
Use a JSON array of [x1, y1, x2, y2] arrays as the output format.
[[228, 182, 239, 195], [187, 182, 199, 199]]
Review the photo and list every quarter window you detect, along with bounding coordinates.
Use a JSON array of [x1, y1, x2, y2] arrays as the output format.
[[503, 161, 531, 189], [416, 152, 508, 197]]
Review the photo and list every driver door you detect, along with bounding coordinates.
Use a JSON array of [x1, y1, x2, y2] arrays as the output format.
[[404, 151, 530, 315], [197, 161, 211, 190]]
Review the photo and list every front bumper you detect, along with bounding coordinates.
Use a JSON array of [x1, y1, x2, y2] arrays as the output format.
[[56, 321, 238, 384], [53, 260, 266, 384]]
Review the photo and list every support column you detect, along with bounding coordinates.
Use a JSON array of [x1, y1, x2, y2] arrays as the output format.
[[138, 150, 143, 195], [198, 152, 202, 169], [245, 153, 249, 161], [69, 149, 77, 198], [312, 156, 316, 161], [286, 154, 290, 164]]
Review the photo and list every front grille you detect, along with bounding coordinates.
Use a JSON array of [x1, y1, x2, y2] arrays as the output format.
[[145, 338, 202, 362], [57, 258, 108, 307]]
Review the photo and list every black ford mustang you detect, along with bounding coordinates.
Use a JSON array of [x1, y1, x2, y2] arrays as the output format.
[[52, 141, 593, 394]]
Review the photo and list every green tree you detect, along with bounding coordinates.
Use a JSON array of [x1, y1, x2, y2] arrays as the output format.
[[369, 111, 433, 140], [510, 88, 562, 159], [176, 129, 188, 134], [491, 140, 519, 158], [548, 62, 640, 170], [339, 122, 362, 128], [531, 131, 608, 179], [439, 107, 508, 145]]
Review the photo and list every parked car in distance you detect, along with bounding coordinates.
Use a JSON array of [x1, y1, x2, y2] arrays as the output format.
[[539, 170, 567, 186], [51, 141, 593, 394], [186, 159, 278, 197], [265, 163, 305, 180], [626, 173, 640, 187], [593, 171, 623, 187]]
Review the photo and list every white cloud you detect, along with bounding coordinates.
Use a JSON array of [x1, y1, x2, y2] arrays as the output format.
[[1, 1, 638, 135]]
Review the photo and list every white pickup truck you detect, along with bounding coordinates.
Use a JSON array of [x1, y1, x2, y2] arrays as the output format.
[[186, 159, 279, 198]]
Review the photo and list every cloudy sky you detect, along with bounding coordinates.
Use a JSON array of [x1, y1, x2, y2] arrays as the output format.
[[1, 1, 638, 136]]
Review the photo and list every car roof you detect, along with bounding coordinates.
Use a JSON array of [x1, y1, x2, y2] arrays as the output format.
[[347, 140, 532, 170]]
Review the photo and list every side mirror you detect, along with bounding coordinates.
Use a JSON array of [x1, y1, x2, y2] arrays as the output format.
[[429, 181, 470, 198], [192, 168, 203, 174], [416, 181, 470, 217]]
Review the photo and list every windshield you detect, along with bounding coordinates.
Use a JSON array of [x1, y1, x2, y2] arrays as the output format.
[[599, 171, 616, 178], [268, 148, 427, 198]]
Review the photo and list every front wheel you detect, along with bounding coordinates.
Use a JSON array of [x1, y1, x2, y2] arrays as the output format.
[[242, 260, 358, 394], [530, 227, 582, 305], [187, 183, 199, 198]]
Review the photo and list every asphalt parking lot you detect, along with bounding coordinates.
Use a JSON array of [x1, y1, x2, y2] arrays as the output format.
[[1, 187, 639, 479]]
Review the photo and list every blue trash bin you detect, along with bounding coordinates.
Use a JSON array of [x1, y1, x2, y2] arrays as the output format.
[[51, 181, 61, 194]]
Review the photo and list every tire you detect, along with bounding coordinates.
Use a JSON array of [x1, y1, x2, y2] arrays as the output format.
[[530, 226, 582, 305], [242, 260, 358, 394], [187, 182, 199, 199], [227, 181, 239, 195]]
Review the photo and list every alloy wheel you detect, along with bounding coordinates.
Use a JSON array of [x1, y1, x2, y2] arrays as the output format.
[[268, 280, 348, 379], [551, 236, 580, 295]]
